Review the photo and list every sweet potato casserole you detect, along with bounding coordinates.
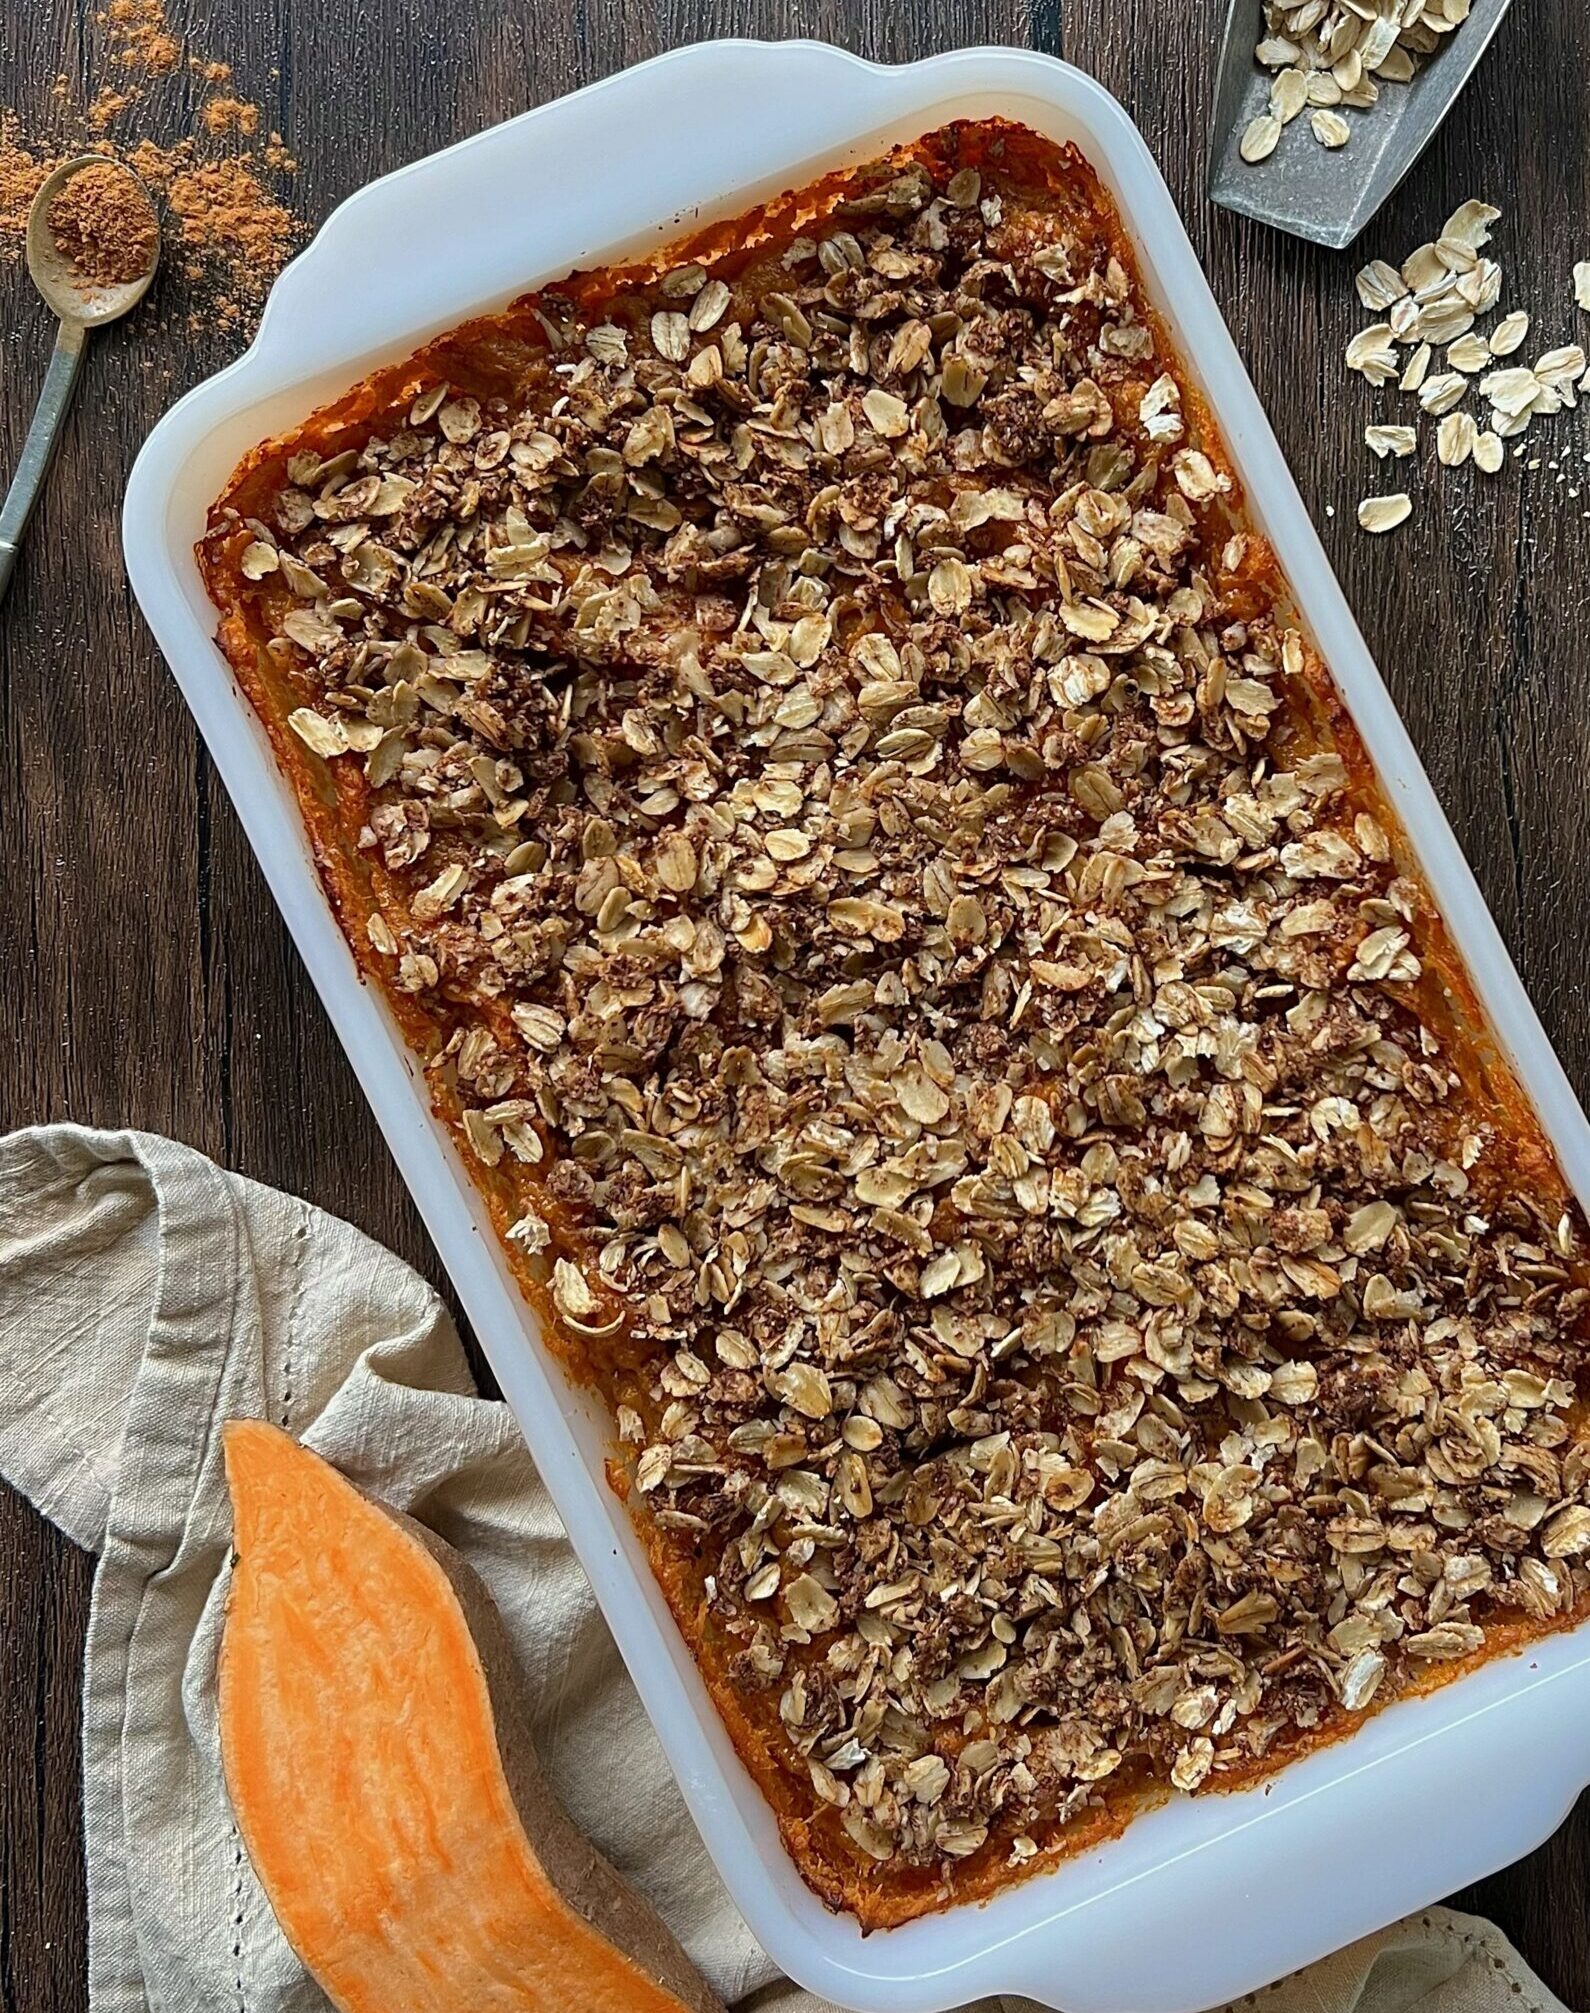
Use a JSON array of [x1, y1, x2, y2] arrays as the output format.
[[200, 121, 1590, 1927]]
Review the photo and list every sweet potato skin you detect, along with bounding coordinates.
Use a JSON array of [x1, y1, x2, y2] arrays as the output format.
[[219, 1420, 723, 2013]]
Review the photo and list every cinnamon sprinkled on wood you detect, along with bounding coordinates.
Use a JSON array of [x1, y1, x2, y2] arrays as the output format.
[[99, 0, 181, 75], [87, 86, 136, 130], [0, 115, 56, 241], [1, 0, 301, 339], [201, 95, 260, 137]]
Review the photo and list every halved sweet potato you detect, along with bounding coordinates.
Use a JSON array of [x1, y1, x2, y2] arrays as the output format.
[[219, 1420, 723, 2013]]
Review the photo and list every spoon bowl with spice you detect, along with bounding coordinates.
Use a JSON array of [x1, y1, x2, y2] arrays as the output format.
[[0, 154, 160, 605]]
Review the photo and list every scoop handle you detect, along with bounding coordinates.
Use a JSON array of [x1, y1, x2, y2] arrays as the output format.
[[0, 316, 89, 609]]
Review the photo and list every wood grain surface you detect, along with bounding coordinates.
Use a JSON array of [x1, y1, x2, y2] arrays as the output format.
[[2, 1, 1588, 2005]]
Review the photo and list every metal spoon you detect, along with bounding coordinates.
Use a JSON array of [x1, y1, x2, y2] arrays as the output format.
[[1207, 0, 1515, 248], [0, 155, 160, 606]]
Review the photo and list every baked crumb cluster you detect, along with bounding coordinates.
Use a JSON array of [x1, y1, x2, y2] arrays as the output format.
[[233, 132, 1590, 1891]]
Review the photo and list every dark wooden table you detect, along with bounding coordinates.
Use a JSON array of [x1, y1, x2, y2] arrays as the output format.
[[3, 2, 1588, 2006]]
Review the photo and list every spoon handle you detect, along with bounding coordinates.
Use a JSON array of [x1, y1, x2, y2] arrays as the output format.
[[0, 317, 89, 609]]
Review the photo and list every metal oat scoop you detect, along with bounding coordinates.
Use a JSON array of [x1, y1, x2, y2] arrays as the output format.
[[1208, 0, 1515, 248]]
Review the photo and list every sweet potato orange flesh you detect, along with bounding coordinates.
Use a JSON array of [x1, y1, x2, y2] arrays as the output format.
[[219, 1421, 722, 2013]]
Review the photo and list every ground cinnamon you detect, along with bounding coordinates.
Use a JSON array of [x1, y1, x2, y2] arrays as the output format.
[[88, 86, 135, 130], [99, 0, 181, 75], [201, 96, 259, 138], [0, 115, 56, 243], [1, 0, 300, 338], [48, 161, 158, 288], [111, 139, 296, 326]]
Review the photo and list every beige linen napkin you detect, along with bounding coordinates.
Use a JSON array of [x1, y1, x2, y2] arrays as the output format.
[[0, 1123, 1571, 2013]]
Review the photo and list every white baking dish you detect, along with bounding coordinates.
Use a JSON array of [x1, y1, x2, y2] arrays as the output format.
[[123, 42, 1590, 2013]]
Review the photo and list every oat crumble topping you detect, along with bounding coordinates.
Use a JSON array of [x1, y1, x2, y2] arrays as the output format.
[[207, 124, 1590, 1910]]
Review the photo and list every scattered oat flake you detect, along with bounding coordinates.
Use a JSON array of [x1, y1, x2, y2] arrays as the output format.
[[1473, 430, 1505, 473], [1489, 310, 1530, 356], [1346, 323, 1398, 384], [1417, 371, 1467, 416], [1359, 492, 1412, 532], [1536, 344, 1586, 384], [1402, 241, 1447, 292], [1443, 199, 1501, 250], [1436, 411, 1477, 467], [1365, 423, 1416, 459], [1311, 109, 1351, 149], [1482, 366, 1541, 418], [1240, 114, 1282, 164], [287, 707, 346, 757], [1399, 342, 1432, 393], [1461, 258, 1502, 312], [1446, 332, 1490, 373], [1575, 262, 1590, 312], [1355, 258, 1407, 311]]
